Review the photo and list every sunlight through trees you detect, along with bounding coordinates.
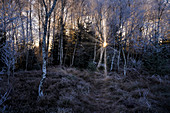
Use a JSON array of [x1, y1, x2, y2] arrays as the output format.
[[0, 1, 169, 110]]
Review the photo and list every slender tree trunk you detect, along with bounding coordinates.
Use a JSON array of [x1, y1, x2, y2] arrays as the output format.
[[26, 10, 29, 71], [38, 0, 57, 97], [127, 49, 130, 66], [60, 0, 64, 65], [57, 18, 60, 62], [29, 0, 33, 44], [12, 23, 15, 77], [71, 39, 78, 66], [15, 26, 19, 51], [110, 50, 116, 71], [38, 1, 41, 58], [117, 50, 120, 72], [51, 11, 56, 63], [104, 48, 107, 76], [25, 11, 28, 70], [38, 15, 48, 97], [46, 16, 51, 65], [97, 47, 104, 68], [59, 24, 64, 65], [46, 0, 52, 65], [20, 13, 25, 46], [58, 37, 60, 62], [6, 25, 11, 84], [122, 48, 126, 76], [18, 0, 25, 46]]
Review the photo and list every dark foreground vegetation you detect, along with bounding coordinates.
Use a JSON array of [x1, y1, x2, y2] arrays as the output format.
[[0, 67, 169, 113], [0, 0, 170, 112]]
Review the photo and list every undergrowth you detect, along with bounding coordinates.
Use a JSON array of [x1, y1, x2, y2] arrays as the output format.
[[0, 67, 169, 113]]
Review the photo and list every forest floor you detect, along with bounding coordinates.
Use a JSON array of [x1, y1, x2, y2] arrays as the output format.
[[0, 67, 170, 113]]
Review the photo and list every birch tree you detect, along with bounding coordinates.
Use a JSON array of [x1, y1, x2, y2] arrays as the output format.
[[0, 0, 17, 108], [38, 0, 57, 97]]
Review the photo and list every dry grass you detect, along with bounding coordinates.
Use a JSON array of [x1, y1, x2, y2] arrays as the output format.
[[0, 66, 169, 112]]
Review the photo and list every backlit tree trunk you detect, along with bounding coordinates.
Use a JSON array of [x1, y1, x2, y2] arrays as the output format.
[[97, 47, 104, 68], [46, 0, 51, 65]]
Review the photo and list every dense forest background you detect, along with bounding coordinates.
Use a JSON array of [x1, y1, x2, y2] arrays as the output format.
[[0, 0, 170, 112]]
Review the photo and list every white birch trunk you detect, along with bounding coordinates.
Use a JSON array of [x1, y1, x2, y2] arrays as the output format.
[[104, 48, 107, 76], [38, 0, 57, 97], [97, 47, 104, 68], [46, 17, 51, 65], [110, 50, 116, 71], [38, 17, 47, 97]]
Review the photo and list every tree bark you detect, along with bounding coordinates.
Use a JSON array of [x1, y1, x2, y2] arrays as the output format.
[[38, 14, 48, 97], [38, 1, 42, 58], [71, 39, 78, 66], [38, 0, 57, 97], [46, 14, 51, 65], [59, 0, 64, 65], [104, 48, 107, 76], [46, 0, 52, 65], [110, 50, 116, 71], [122, 48, 126, 76], [117, 50, 120, 72], [29, 0, 33, 44], [26, 10, 29, 71], [97, 47, 104, 69]]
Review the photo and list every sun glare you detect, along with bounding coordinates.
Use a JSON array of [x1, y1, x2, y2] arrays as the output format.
[[103, 42, 107, 48], [35, 42, 39, 47]]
